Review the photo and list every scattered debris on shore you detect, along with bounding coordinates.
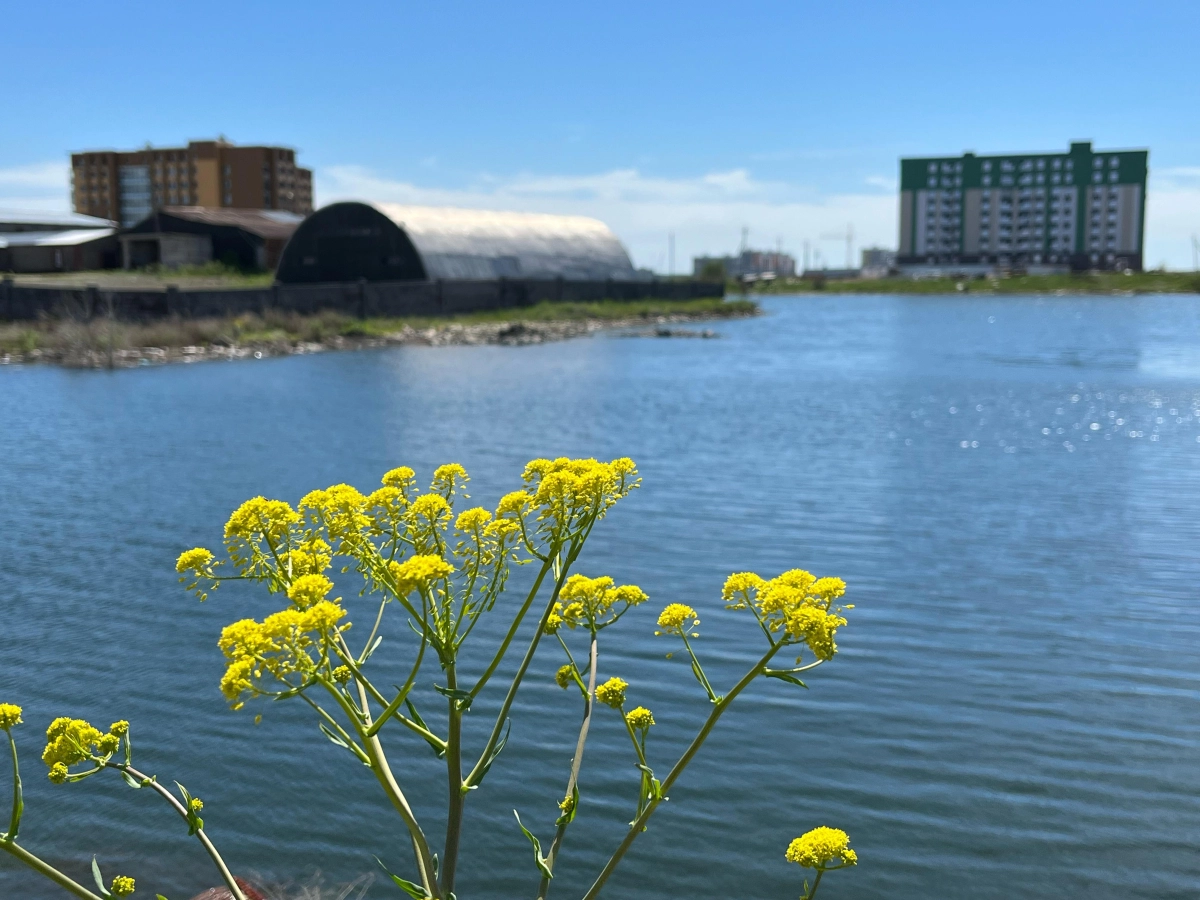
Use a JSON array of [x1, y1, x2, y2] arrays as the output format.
[[0, 312, 742, 369]]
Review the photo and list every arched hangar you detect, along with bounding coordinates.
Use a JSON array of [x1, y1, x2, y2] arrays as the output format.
[[275, 201, 637, 284]]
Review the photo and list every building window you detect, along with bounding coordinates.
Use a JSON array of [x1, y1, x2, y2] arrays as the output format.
[[1110, 156, 1119, 167]]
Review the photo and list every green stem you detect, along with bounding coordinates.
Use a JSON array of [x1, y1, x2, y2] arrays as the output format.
[[467, 556, 554, 699], [805, 868, 825, 900], [464, 543, 579, 790], [105, 762, 247, 900], [328, 671, 440, 898], [441, 663, 464, 896], [0, 839, 104, 900], [333, 643, 446, 751], [578, 642, 784, 900], [5, 730, 22, 840], [536, 633, 598, 900]]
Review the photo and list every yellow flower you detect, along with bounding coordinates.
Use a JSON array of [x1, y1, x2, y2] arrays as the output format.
[[625, 706, 655, 730], [42, 717, 104, 768], [97, 733, 119, 755], [784, 607, 848, 661], [282, 538, 333, 577], [556, 574, 648, 629], [224, 497, 299, 543], [555, 664, 576, 689], [189, 796, 204, 813], [721, 571, 765, 607], [544, 605, 564, 634], [381, 466, 416, 489], [410, 493, 451, 521], [109, 720, 129, 737], [0, 703, 22, 730], [286, 573, 334, 609], [48, 762, 68, 784], [785, 827, 856, 869], [455, 507, 492, 532], [496, 490, 530, 516], [388, 554, 454, 595], [109, 875, 136, 897], [332, 665, 352, 684], [656, 603, 698, 632], [219, 658, 255, 704], [175, 547, 214, 574], [301, 600, 346, 634], [432, 463, 470, 498], [595, 677, 628, 709]]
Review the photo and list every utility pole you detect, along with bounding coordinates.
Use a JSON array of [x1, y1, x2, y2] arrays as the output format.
[[803, 240, 811, 274], [668, 232, 675, 277], [1193, 233, 1199, 271]]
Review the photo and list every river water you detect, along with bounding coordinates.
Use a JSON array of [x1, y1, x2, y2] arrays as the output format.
[[2, 294, 1199, 900]]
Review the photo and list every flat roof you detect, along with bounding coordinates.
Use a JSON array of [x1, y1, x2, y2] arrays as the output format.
[[0, 209, 116, 229]]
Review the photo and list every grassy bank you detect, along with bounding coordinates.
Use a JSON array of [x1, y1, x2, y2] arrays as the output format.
[[0, 296, 757, 360], [736, 270, 1200, 295], [11, 263, 274, 289]]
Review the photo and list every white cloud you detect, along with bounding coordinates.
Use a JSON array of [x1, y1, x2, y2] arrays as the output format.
[[0, 161, 71, 212], [317, 164, 897, 272]]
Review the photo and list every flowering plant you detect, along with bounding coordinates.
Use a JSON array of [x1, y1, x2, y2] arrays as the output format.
[[1, 457, 857, 900]]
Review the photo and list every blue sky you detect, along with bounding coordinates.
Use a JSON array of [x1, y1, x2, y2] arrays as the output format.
[[4, 0, 1200, 269]]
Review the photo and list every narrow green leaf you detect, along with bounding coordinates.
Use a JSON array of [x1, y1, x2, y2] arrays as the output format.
[[91, 857, 112, 898], [764, 671, 808, 688], [405, 700, 447, 758], [433, 684, 474, 712], [123, 729, 132, 766], [365, 682, 415, 738], [374, 856, 430, 899], [362, 634, 384, 661], [121, 770, 144, 789], [473, 719, 510, 787], [319, 722, 349, 749], [513, 810, 553, 880]]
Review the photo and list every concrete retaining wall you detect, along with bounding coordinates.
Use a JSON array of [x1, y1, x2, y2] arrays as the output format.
[[0, 277, 723, 322]]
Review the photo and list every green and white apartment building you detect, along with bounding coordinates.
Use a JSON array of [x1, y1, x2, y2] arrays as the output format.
[[898, 141, 1147, 273]]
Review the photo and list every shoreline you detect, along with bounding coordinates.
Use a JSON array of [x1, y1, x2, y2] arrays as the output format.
[[0, 305, 754, 369]]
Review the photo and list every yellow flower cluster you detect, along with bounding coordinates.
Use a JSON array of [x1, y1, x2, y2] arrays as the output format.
[[300, 484, 370, 546], [431, 463, 469, 499], [595, 677, 628, 709], [520, 457, 639, 538], [625, 706, 655, 730], [42, 716, 128, 781], [189, 796, 204, 813], [109, 875, 136, 897], [286, 573, 334, 609], [388, 554, 455, 595], [216, 600, 347, 707], [224, 496, 300, 544], [0, 702, 22, 730], [175, 547, 214, 575], [785, 827, 857, 869], [548, 574, 649, 631], [723, 569, 849, 660], [656, 603, 698, 633], [283, 538, 333, 578], [555, 664, 576, 689], [455, 507, 492, 532]]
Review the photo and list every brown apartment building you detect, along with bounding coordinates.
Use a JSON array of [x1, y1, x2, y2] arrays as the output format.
[[71, 139, 313, 226]]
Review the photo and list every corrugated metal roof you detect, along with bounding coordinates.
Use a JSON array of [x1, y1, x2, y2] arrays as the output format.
[[155, 207, 305, 240], [0, 228, 117, 248], [0, 209, 115, 229], [375, 204, 636, 280]]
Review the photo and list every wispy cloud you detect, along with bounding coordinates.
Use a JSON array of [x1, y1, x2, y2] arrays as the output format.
[[0, 161, 71, 212], [865, 175, 897, 192], [317, 165, 897, 271]]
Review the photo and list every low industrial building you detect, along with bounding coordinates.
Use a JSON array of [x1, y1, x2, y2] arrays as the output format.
[[692, 249, 796, 281], [275, 202, 638, 283], [0, 210, 118, 273], [119, 207, 304, 270]]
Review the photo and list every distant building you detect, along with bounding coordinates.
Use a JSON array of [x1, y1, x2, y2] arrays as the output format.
[[860, 247, 895, 279], [276, 202, 638, 283], [898, 141, 1147, 273], [692, 249, 796, 280], [71, 139, 313, 227], [119, 207, 305, 271], [0, 210, 117, 273]]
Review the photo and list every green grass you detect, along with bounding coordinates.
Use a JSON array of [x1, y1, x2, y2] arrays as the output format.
[[11, 263, 274, 289], [0, 297, 757, 356], [737, 271, 1200, 295]]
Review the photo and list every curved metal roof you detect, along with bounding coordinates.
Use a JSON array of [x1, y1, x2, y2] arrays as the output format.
[[375, 204, 636, 281]]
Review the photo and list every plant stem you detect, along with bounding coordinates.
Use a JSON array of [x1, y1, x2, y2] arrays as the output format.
[[441, 663, 464, 896], [536, 633, 598, 900], [578, 642, 784, 900], [105, 762, 247, 900], [464, 542, 579, 789], [805, 868, 825, 900], [5, 730, 21, 840], [467, 556, 554, 700], [0, 839, 104, 900], [326, 675, 441, 898]]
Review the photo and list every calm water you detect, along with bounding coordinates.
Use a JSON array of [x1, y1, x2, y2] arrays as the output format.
[[2, 295, 1200, 900]]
